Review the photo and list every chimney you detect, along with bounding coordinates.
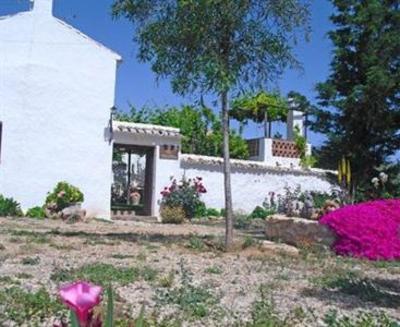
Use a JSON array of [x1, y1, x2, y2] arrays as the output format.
[[32, 0, 53, 16]]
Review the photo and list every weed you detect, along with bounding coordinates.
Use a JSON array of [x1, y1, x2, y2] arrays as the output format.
[[16, 272, 33, 279], [242, 236, 257, 249], [21, 256, 41, 265], [51, 263, 158, 286], [11, 230, 51, 244], [157, 260, 217, 320], [0, 243, 5, 250], [159, 270, 175, 288], [51, 263, 139, 286], [323, 309, 399, 327], [205, 265, 223, 275], [0, 275, 19, 284], [141, 266, 159, 282], [312, 270, 400, 307], [186, 235, 205, 251], [0, 286, 64, 325]]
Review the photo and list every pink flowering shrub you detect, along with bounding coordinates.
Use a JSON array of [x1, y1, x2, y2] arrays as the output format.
[[320, 199, 400, 260]]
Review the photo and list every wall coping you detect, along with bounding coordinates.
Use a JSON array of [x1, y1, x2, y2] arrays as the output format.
[[181, 154, 336, 177], [113, 121, 181, 139]]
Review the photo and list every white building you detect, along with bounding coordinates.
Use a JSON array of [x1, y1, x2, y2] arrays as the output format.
[[0, 0, 120, 218], [0, 0, 335, 219]]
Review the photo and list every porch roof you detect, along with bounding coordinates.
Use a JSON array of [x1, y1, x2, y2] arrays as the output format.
[[113, 121, 181, 139]]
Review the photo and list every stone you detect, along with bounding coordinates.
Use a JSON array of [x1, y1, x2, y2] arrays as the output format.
[[260, 240, 300, 256], [265, 214, 336, 247], [60, 204, 86, 223]]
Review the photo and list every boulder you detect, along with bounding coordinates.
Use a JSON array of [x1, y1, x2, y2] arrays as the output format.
[[265, 214, 335, 247], [60, 204, 86, 223]]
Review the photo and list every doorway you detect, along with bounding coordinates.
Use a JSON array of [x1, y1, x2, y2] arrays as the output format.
[[111, 144, 154, 216]]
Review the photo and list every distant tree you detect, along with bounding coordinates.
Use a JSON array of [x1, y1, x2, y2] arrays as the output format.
[[112, 0, 310, 249], [116, 105, 249, 159], [230, 91, 288, 137], [312, 0, 400, 186]]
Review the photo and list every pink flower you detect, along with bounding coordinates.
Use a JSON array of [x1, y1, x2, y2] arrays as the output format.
[[320, 199, 400, 260], [59, 281, 102, 326], [57, 191, 66, 198]]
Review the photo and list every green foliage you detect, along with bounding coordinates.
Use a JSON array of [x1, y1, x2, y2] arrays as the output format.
[[26, 206, 46, 219], [312, 0, 400, 183], [230, 92, 288, 136], [323, 310, 399, 327], [161, 177, 206, 220], [186, 235, 205, 251], [105, 285, 114, 327], [117, 105, 250, 159], [112, 0, 309, 95], [0, 287, 64, 325], [51, 263, 158, 286], [206, 208, 221, 217], [45, 181, 84, 212], [160, 206, 186, 224], [249, 206, 275, 219], [204, 265, 223, 275], [242, 236, 257, 249], [246, 286, 293, 327], [0, 194, 22, 217], [157, 260, 217, 320]]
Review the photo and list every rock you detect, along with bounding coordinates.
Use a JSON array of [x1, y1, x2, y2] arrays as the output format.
[[60, 204, 86, 223], [261, 240, 300, 256], [265, 214, 336, 247]]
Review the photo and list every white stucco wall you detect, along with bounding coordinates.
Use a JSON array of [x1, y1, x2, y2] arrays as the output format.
[[0, 0, 120, 218], [172, 155, 336, 214]]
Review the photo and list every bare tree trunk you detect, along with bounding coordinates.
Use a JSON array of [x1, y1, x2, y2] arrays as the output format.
[[221, 90, 234, 250]]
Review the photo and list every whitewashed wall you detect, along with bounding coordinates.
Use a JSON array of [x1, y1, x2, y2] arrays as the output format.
[[170, 155, 335, 214], [0, 0, 120, 218]]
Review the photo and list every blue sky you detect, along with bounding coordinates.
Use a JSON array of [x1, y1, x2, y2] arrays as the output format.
[[1, 0, 335, 147]]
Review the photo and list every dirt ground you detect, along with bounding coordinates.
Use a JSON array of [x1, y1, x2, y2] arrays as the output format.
[[0, 217, 399, 326]]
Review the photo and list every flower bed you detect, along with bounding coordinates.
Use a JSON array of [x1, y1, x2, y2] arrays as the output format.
[[320, 199, 400, 260]]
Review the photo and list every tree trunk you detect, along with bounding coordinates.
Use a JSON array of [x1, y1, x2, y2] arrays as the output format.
[[264, 110, 269, 138], [221, 90, 234, 250]]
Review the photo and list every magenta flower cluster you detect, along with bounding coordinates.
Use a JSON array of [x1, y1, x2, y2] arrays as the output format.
[[320, 199, 400, 260]]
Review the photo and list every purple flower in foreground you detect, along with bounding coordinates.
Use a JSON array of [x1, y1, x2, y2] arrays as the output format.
[[59, 281, 102, 326]]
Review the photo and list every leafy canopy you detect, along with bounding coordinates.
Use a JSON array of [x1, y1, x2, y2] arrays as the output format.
[[312, 0, 400, 180], [116, 105, 249, 159], [112, 0, 310, 95], [230, 92, 288, 124]]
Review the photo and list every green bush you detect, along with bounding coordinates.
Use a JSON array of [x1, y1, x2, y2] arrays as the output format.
[[160, 177, 206, 219], [194, 202, 207, 218], [249, 206, 275, 219], [161, 206, 186, 224], [26, 207, 46, 219], [45, 181, 84, 212], [0, 195, 22, 217], [206, 208, 220, 217]]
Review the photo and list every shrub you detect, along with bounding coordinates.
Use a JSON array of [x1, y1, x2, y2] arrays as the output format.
[[320, 199, 400, 260], [45, 181, 84, 212], [160, 206, 186, 224], [0, 195, 22, 217], [26, 206, 46, 219], [206, 208, 220, 217], [249, 206, 275, 219], [160, 176, 206, 219]]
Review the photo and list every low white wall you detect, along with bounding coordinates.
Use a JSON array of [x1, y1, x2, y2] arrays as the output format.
[[166, 155, 336, 214]]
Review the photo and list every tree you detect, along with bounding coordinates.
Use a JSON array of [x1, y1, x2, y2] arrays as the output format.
[[230, 91, 288, 137], [116, 105, 249, 159], [112, 0, 310, 249], [312, 0, 400, 186]]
